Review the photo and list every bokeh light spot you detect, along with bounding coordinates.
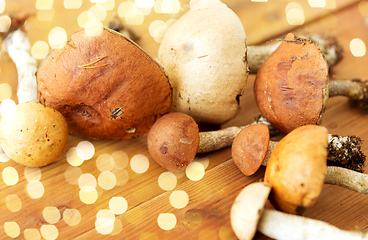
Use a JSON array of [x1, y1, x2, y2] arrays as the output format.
[[63, 209, 82, 226], [85, 19, 104, 36], [111, 150, 129, 169], [359, 1, 368, 16], [194, 156, 209, 169], [98, 171, 117, 190], [6, 194, 22, 212], [111, 168, 129, 186], [48, 27, 67, 49], [0, 0, 5, 13], [78, 11, 96, 28], [0, 99, 16, 118], [40, 225, 58, 240], [64, 166, 83, 185], [96, 154, 115, 172], [37, 8, 55, 21], [219, 225, 237, 240], [2, 166, 19, 186], [89, 4, 107, 21], [95, 210, 115, 235], [350, 38, 366, 57], [66, 147, 85, 166], [157, 213, 176, 230], [31, 41, 49, 60], [130, 154, 149, 173], [186, 162, 205, 181], [0, 15, 11, 32], [42, 207, 61, 224], [285, 2, 305, 25], [79, 186, 98, 204], [158, 171, 177, 191], [24, 228, 41, 240], [35, 0, 53, 10], [26, 180, 45, 199], [161, 0, 180, 14], [169, 190, 189, 209], [77, 141, 95, 160], [4, 222, 20, 238], [64, 0, 82, 9], [308, 0, 326, 8], [110, 219, 123, 235], [109, 196, 128, 215], [78, 173, 97, 189]]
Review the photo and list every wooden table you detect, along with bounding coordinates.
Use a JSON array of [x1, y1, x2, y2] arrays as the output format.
[[1, 0, 368, 239]]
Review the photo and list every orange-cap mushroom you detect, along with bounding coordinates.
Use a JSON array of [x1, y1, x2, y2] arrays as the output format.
[[264, 125, 328, 215], [254, 33, 368, 134]]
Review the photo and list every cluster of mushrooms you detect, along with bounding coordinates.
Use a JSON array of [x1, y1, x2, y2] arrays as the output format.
[[1, 0, 368, 239]]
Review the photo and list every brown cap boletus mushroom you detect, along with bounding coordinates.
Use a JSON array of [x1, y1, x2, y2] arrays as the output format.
[[254, 33, 368, 134], [37, 28, 172, 140], [147, 112, 200, 172], [264, 125, 328, 215]]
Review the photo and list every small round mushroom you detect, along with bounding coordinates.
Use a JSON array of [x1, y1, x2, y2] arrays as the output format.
[[231, 182, 368, 240], [0, 16, 68, 167], [37, 28, 172, 140], [254, 32, 368, 134], [0, 102, 68, 167]]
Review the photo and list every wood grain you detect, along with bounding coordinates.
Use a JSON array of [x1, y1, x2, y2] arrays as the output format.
[[0, 0, 368, 239]]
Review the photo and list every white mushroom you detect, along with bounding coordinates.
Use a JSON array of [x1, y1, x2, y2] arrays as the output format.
[[231, 182, 368, 240]]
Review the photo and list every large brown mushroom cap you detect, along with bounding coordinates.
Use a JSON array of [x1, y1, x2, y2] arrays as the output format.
[[264, 125, 328, 215], [147, 112, 200, 172], [37, 28, 172, 140], [254, 33, 329, 134]]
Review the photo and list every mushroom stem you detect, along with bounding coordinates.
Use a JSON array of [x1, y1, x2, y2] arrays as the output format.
[[258, 208, 368, 240], [260, 135, 365, 172], [2, 18, 38, 104], [329, 79, 368, 111], [325, 166, 368, 194]]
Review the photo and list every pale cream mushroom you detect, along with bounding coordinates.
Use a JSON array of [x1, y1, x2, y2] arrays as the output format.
[[231, 182, 368, 240]]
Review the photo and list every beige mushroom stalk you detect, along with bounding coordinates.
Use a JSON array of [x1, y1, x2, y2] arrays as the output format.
[[0, 16, 68, 167], [231, 182, 368, 240]]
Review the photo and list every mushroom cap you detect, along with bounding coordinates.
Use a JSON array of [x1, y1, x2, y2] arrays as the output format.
[[147, 112, 200, 172], [231, 182, 272, 240], [157, 0, 248, 125], [37, 28, 172, 140], [231, 123, 270, 176], [254, 33, 329, 134], [0, 102, 68, 167], [264, 125, 328, 215]]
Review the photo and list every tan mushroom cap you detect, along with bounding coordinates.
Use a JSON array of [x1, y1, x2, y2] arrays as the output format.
[[264, 125, 328, 215], [37, 28, 172, 140], [232, 123, 270, 176], [254, 33, 329, 134], [0, 102, 68, 167], [231, 182, 272, 240], [147, 112, 200, 172]]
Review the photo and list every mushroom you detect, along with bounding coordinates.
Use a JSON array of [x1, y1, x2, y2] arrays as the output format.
[[230, 182, 368, 240], [157, 0, 248, 126], [232, 124, 368, 214], [254, 32, 368, 134], [147, 112, 365, 173], [232, 123, 365, 175], [0, 16, 68, 167], [36, 27, 172, 140]]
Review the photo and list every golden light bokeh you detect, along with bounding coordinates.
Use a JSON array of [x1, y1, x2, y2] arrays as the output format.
[[0, 99, 16, 119], [285, 2, 305, 25], [4, 222, 20, 238], [157, 213, 176, 231], [24, 228, 41, 240], [63, 0, 82, 9], [2, 166, 19, 186], [96, 154, 115, 172], [0, 15, 11, 32], [6, 194, 22, 212], [64, 166, 83, 185], [169, 190, 189, 209], [130, 154, 149, 174], [185, 162, 205, 181], [40, 225, 59, 240], [79, 186, 98, 204], [158, 171, 177, 191], [350, 38, 367, 57], [98, 171, 117, 190], [24, 167, 41, 182], [111, 150, 129, 169], [109, 196, 128, 215], [48, 27, 67, 49], [26, 180, 45, 199], [66, 147, 85, 166], [31, 41, 50, 60], [77, 141, 95, 160], [63, 209, 82, 226], [42, 207, 61, 224], [35, 0, 53, 10], [78, 173, 97, 189]]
